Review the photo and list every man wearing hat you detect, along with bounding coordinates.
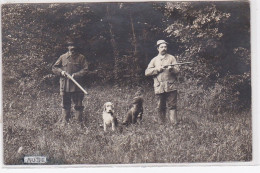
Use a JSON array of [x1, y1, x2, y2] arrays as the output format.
[[52, 41, 88, 126], [145, 40, 180, 125]]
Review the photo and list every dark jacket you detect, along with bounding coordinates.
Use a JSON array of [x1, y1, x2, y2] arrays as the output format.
[[52, 52, 88, 95]]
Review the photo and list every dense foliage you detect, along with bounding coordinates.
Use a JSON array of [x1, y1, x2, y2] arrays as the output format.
[[2, 1, 250, 113]]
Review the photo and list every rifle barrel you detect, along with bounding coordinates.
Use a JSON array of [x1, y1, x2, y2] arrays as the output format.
[[164, 62, 193, 67]]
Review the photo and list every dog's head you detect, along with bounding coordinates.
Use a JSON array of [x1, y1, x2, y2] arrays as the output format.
[[103, 102, 114, 114], [132, 96, 143, 105]]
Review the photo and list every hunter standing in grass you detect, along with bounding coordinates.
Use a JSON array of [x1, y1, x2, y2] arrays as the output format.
[[52, 41, 88, 127], [145, 40, 180, 125]]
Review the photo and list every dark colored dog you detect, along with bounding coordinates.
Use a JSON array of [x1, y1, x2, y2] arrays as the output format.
[[123, 95, 144, 125]]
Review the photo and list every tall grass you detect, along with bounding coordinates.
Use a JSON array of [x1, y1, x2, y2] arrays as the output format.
[[3, 81, 252, 164]]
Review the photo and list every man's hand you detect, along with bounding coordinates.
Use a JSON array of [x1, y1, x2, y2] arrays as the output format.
[[157, 66, 164, 73], [162, 64, 179, 72], [168, 66, 174, 72], [168, 65, 180, 73], [61, 71, 67, 77]]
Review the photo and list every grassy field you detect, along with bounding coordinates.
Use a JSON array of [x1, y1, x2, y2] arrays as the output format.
[[3, 83, 252, 165]]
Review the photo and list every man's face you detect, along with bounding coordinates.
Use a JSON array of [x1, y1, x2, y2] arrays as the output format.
[[68, 45, 76, 54], [157, 43, 167, 55]]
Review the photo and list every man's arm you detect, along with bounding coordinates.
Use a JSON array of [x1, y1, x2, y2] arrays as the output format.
[[145, 59, 162, 76], [52, 56, 63, 76]]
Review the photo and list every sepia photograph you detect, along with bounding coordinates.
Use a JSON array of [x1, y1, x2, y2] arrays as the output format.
[[1, 0, 252, 165]]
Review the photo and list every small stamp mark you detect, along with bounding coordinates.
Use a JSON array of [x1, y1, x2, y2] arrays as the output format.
[[24, 156, 47, 164]]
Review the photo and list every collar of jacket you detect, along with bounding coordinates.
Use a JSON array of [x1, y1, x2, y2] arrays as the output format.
[[66, 52, 78, 59], [157, 53, 168, 60]]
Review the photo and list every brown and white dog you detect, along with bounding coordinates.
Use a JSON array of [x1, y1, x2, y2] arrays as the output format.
[[102, 102, 118, 132]]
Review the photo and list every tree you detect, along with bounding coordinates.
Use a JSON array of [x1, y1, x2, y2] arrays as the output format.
[[2, 2, 251, 111]]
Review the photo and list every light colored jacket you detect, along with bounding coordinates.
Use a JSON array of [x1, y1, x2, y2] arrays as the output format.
[[145, 54, 180, 94]]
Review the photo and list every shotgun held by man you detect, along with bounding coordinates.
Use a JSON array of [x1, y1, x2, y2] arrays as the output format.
[[163, 62, 193, 68], [64, 72, 88, 95]]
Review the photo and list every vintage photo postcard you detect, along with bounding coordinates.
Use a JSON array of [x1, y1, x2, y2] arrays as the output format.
[[1, 0, 254, 166]]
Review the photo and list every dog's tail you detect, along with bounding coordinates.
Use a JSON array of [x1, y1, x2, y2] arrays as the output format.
[[114, 118, 125, 133]]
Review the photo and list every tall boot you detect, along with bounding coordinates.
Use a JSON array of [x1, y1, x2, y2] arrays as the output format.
[[169, 109, 177, 125], [158, 109, 166, 124], [75, 109, 83, 127], [62, 108, 71, 124], [157, 94, 166, 124]]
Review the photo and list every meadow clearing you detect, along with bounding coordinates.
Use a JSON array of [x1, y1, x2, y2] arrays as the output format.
[[3, 81, 252, 165]]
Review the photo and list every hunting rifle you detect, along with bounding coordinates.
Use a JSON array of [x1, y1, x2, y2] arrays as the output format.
[[64, 72, 88, 95], [163, 62, 193, 68]]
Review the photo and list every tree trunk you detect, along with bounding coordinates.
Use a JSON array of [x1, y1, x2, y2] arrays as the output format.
[[130, 13, 142, 83], [130, 14, 137, 58], [106, 5, 120, 83], [142, 28, 149, 65]]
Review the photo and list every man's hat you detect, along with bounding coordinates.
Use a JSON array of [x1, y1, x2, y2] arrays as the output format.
[[156, 40, 168, 47], [66, 40, 76, 47], [67, 41, 74, 45]]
